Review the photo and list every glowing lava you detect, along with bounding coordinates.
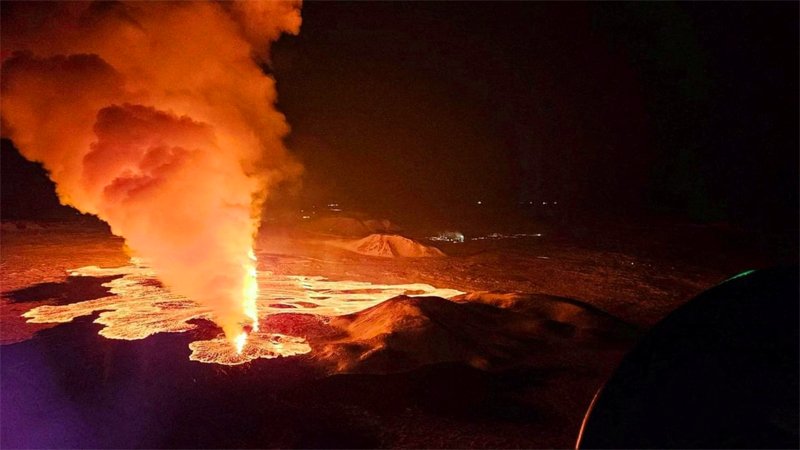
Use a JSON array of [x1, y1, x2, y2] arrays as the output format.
[[234, 332, 248, 355], [244, 249, 260, 333], [22, 262, 464, 365], [235, 248, 260, 354], [189, 333, 310, 366], [1, 1, 303, 352]]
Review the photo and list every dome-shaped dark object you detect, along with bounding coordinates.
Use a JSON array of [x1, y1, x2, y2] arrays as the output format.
[[577, 266, 799, 449]]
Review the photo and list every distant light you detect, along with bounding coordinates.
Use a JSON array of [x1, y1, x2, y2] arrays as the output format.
[[429, 231, 465, 243], [554, 201, 558, 205], [302, 215, 311, 219], [543, 201, 548, 205], [472, 232, 542, 240], [477, 201, 482, 205]]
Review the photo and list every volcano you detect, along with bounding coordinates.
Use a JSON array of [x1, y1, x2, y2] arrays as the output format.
[[2, 1, 796, 448]]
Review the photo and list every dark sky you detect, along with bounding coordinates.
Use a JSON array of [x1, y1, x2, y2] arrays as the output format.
[[271, 1, 798, 227], [3, 2, 798, 232], [275, 2, 652, 217]]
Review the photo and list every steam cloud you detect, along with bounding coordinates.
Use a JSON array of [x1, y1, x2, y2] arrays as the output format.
[[1, 1, 302, 343]]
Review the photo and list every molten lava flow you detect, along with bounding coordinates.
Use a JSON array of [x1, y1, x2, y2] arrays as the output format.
[[189, 333, 310, 366], [234, 332, 248, 355], [1, 1, 303, 351], [22, 262, 464, 365]]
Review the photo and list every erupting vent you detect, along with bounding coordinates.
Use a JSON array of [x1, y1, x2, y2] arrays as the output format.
[[23, 263, 463, 365]]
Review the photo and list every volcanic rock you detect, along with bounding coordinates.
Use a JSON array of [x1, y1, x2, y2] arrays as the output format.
[[314, 292, 637, 373], [334, 234, 445, 258]]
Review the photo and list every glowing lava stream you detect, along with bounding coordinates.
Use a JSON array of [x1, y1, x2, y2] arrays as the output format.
[[236, 248, 260, 354], [234, 332, 248, 355], [22, 261, 464, 365]]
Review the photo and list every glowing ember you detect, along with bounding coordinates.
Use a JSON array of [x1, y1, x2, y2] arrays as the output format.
[[22, 262, 463, 365]]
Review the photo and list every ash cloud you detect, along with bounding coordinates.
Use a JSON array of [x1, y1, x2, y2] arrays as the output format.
[[1, 1, 302, 342]]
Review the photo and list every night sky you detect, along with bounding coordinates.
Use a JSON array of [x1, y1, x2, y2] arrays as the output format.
[[3, 2, 798, 233]]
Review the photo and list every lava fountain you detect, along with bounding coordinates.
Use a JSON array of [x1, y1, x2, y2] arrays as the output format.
[[1, 1, 302, 350], [22, 262, 464, 365]]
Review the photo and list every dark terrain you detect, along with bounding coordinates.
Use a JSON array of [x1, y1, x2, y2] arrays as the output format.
[[1, 217, 794, 448]]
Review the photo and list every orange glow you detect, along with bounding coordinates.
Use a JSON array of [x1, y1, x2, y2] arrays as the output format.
[[23, 262, 464, 365], [1, 1, 303, 350], [234, 332, 248, 355], [243, 249, 260, 334], [189, 333, 310, 366]]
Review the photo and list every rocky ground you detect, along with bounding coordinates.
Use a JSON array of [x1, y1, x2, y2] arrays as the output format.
[[1, 217, 793, 448]]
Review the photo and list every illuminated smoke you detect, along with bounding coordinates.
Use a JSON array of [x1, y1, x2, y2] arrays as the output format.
[[1, 1, 302, 345]]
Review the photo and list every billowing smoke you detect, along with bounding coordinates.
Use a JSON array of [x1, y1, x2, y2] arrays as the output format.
[[1, 1, 302, 346]]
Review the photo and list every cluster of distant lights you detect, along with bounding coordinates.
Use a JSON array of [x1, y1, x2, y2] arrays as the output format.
[[471, 232, 543, 241], [476, 200, 559, 206], [428, 231, 465, 243], [428, 231, 543, 243], [300, 202, 342, 219], [298, 200, 557, 219]]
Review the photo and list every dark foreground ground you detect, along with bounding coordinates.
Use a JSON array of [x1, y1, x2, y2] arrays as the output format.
[[1, 217, 795, 448]]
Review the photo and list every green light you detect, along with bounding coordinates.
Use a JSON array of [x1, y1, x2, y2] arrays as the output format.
[[726, 269, 755, 282]]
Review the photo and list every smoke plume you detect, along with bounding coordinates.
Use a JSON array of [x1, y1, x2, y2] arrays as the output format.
[[1, 1, 302, 344]]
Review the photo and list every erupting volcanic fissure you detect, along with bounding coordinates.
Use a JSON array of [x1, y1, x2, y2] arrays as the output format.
[[22, 262, 464, 365], [1, 1, 302, 350]]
